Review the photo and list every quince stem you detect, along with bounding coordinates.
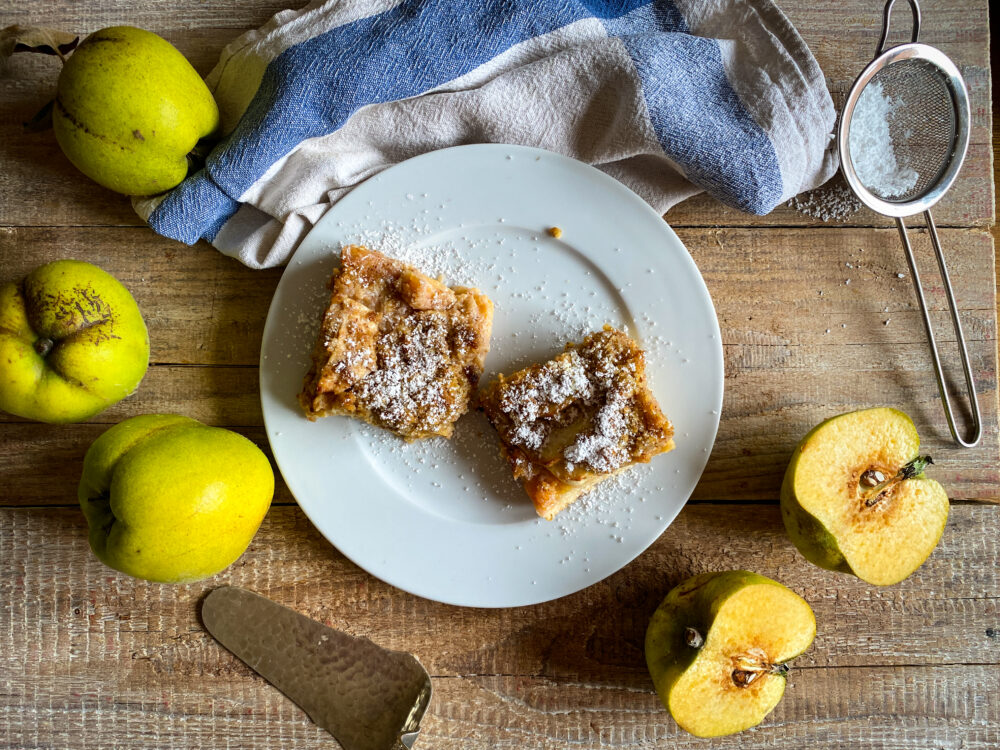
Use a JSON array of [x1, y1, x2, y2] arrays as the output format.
[[862, 455, 933, 508], [186, 136, 219, 176], [683, 627, 704, 649], [33, 337, 54, 357]]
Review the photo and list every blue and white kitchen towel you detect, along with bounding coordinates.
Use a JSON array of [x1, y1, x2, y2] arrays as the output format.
[[135, 0, 837, 269]]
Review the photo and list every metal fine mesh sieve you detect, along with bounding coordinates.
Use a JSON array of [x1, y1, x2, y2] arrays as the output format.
[[837, 0, 981, 447], [864, 61, 954, 202]]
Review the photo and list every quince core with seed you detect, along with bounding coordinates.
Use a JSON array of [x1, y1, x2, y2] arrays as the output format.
[[780, 407, 949, 585], [645, 571, 816, 738]]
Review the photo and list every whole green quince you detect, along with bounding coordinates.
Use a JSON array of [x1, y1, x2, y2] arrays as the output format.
[[52, 26, 219, 196], [79, 415, 275, 583], [0, 259, 149, 423]]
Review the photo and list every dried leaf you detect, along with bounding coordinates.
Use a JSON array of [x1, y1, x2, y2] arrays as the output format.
[[1, 24, 79, 64], [23, 99, 54, 132]]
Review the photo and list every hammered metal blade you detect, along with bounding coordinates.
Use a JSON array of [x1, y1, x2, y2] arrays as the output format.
[[202, 586, 431, 750]]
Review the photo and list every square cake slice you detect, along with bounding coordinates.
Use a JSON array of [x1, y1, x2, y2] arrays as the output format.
[[479, 327, 674, 520], [299, 245, 494, 439]]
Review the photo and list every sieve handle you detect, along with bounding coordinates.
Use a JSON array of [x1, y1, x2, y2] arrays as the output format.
[[895, 213, 982, 448], [876, 0, 921, 58]]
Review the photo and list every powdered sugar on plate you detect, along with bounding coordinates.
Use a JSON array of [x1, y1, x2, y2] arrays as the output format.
[[259, 145, 723, 606], [300, 209, 680, 538]]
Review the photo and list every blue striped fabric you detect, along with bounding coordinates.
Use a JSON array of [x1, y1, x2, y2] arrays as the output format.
[[623, 33, 784, 214], [148, 0, 806, 248]]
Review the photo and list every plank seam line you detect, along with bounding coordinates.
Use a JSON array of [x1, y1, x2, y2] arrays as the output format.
[[3, 498, 997, 509], [427, 662, 1000, 681], [147, 363, 259, 369], [0, 223, 994, 231], [4, 501, 789, 508]]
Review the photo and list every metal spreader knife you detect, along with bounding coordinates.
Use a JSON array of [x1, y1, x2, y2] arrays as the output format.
[[202, 586, 432, 750]]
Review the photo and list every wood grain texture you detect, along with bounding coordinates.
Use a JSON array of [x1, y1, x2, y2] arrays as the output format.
[[0, 0, 992, 229], [1, 505, 997, 749], [0, 0, 995, 747], [1, 224, 996, 500], [1, 225, 996, 369], [0, 226, 283, 367], [4, 666, 998, 749]]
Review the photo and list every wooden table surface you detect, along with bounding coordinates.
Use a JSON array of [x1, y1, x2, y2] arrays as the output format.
[[1, 1, 997, 748]]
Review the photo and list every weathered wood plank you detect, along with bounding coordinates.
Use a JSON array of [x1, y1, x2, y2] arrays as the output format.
[[0, 0, 992, 229], [421, 665, 1000, 749], [691, 223, 999, 499], [3, 225, 994, 367], [2, 505, 996, 671], [0, 328, 997, 501], [1, 224, 995, 499], [1, 666, 997, 749], [0, 349, 996, 505], [0, 364, 262, 428], [0, 505, 997, 748]]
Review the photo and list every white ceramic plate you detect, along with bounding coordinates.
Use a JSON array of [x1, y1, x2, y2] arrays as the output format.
[[260, 145, 722, 607]]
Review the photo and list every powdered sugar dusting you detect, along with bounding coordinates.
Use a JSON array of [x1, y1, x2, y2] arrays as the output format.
[[284, 206, 684, 541], [564, 391, 631, 473], [849, 80, 920, 198], [558, 462, 658, 532], [356, 316, 455, 432], [787, 181, 862, 222], [486, 329, 658, 479], [499, 349, 592, 450]]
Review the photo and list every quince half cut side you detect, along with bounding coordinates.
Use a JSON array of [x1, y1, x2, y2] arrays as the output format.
[[780, 407, 949, 586], [645, 571, 816, 738]]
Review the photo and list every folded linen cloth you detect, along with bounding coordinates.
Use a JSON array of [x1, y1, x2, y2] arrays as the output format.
[[135, 0, 837, 269]]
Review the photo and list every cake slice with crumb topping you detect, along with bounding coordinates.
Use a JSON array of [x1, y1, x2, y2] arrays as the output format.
[[479, 327, 674, 519], [299, 245, 494, 439]]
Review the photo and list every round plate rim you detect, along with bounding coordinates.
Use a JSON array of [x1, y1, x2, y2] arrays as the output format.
[[260, 144, 723, 607]]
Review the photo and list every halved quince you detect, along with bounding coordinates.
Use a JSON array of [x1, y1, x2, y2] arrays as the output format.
[[645, 571, 816, 738], [780, 407, 949, 585]]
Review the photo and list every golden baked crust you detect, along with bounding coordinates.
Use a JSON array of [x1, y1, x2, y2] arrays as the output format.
[[479, 327, 674, 519], [299, 245, 494, 439]]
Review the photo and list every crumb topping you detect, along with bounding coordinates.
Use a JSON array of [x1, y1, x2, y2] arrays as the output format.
[[479, 327, 674, 520], [356, 315, 459, 433], [299, 245, 493, 439], [498, 349, 592, 450], [483, 328, 667, 475]]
